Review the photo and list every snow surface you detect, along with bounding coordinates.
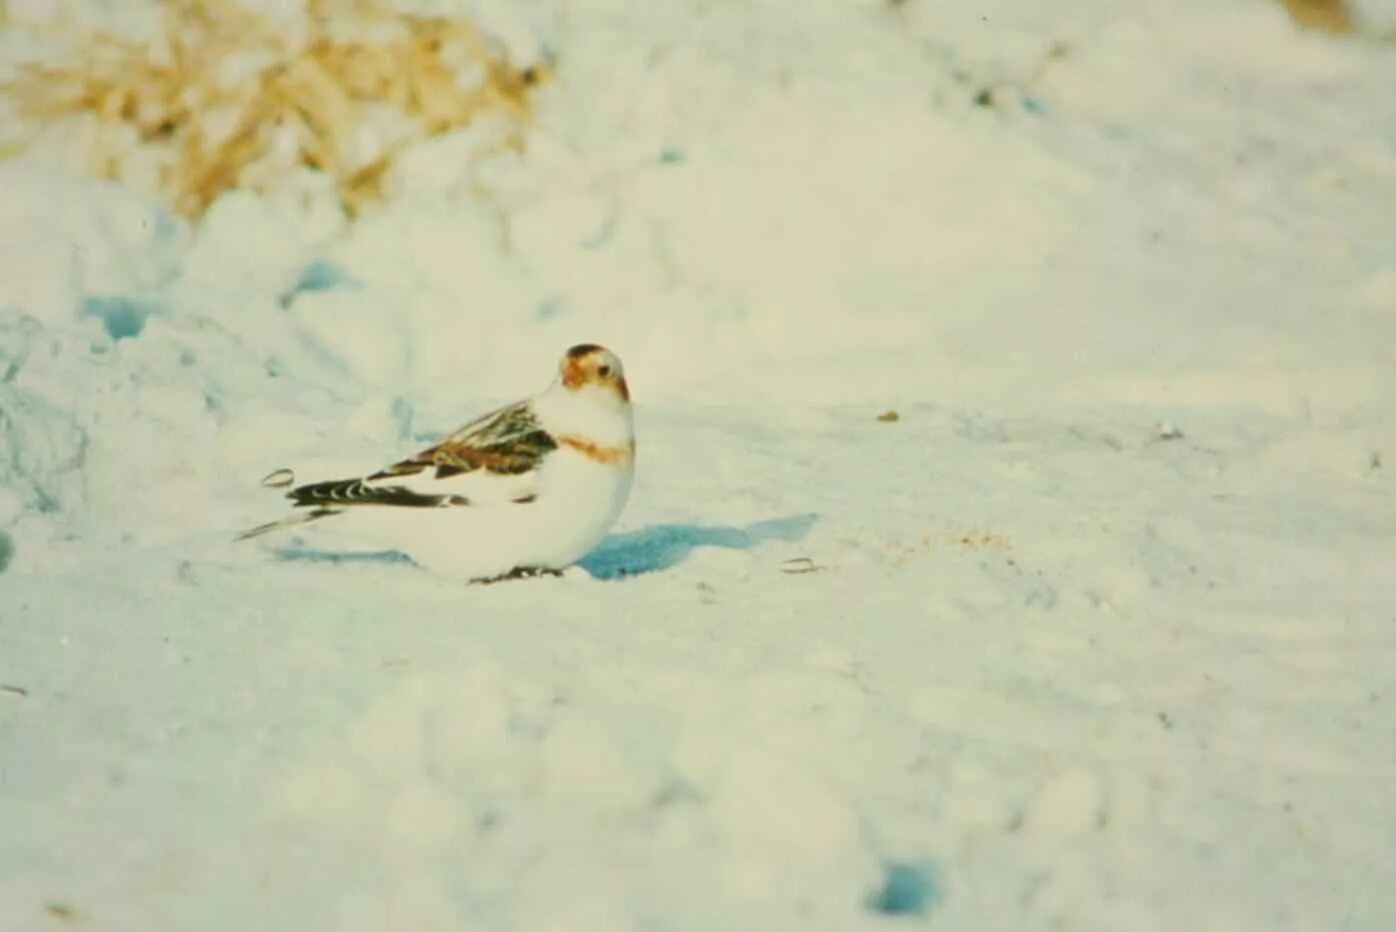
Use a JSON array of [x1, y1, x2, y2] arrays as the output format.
[[3, 1, 1396, 929]]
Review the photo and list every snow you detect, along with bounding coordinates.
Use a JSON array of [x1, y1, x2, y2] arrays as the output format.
[[3, 0, 1396, 929]]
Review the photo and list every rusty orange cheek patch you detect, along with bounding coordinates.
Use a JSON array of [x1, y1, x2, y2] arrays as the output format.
[[615, 376, 630, 401], [558, 434, 634, 465], [562, 358, 586, 388]]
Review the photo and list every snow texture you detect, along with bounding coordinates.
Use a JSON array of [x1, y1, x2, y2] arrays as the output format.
[[2, 1, 1395, 930]]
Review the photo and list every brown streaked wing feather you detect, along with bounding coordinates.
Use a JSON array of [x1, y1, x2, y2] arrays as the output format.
[[368, 400, 557, 482]]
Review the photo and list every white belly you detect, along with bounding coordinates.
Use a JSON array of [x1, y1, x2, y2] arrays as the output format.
[[514, 447, 635, 571]]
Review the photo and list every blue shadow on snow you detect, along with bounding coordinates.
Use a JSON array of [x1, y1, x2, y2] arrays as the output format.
[[578, 513, 818, 580]]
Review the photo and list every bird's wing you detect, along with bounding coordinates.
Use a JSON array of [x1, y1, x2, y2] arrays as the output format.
[[285, 400, 555, 510], [370, 399, 557, 481]]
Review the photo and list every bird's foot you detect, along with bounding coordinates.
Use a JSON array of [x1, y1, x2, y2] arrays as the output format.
[[473, 566, 565, 585]]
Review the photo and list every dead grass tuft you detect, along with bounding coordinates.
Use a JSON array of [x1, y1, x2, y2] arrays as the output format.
[[1279, 0, 1354, 33], [0, 0, 545, 219]]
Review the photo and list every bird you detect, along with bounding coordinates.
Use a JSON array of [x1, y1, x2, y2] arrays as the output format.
[[238, 344, 635, 582]]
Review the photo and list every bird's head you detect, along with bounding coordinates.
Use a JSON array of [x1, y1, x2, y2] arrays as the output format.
[[558, 344, 630, 405]]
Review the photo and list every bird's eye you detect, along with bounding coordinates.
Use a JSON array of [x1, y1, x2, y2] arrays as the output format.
[[598, 364, 612, 378]]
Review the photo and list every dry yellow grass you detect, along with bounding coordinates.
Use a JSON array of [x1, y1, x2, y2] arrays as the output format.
[[1279, 0, 1354, 33], [0, 0, 544, 219]]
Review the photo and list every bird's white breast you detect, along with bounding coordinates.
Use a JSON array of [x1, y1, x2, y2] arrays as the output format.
[[520, 442, 634, 570]]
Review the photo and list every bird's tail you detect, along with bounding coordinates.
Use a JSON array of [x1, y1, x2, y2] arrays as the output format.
[[235, 507, 339, 542], [236, 468, 335, 541]]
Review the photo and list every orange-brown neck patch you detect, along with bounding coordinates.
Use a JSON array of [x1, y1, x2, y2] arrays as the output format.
[[558, 434, 634, 465], [562, 357, 586, 389]]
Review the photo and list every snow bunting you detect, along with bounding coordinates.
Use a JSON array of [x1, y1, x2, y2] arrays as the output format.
[[239, 344, 635, 582]]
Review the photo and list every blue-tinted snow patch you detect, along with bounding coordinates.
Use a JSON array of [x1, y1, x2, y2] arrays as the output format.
[[866, 861, 939, 917], [274, 548, 415, 566], [296, 260, 349, 293], [534, 297, 564, 321], [578, 513, 818, 580], [389, 396, 414, 442], [280, 260, 353, 307], [152, 209, 180, 244], [83, 295, 154, 340]]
